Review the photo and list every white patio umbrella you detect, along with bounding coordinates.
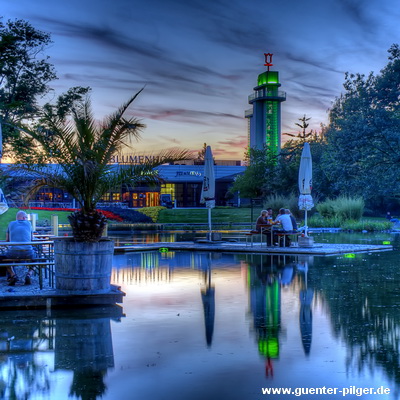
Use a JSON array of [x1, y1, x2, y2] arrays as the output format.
[[298, 142, 314, 236], [200, 146, 215, 239]]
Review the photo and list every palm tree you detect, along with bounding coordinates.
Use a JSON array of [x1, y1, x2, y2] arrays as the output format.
[[15, 89, 190, 241]]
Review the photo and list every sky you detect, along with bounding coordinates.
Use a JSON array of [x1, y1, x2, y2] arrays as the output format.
[[2, 0, 400, 160]]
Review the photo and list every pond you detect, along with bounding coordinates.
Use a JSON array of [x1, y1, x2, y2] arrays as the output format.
[[1, 232, 400, 399]]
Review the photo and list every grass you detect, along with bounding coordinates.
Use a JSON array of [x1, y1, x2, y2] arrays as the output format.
[[0, 206, 392, 238], [157, 207, 263, 224], [0, 207, 72, 240]]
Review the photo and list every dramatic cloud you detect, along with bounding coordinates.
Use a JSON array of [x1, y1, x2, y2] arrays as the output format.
[[3, 0, 400, 158]]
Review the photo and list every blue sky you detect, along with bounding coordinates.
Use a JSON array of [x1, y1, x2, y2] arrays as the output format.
[[2, 0, 400, 159]]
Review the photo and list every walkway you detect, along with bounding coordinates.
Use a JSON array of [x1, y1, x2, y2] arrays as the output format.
[[114, 240, 393, 256]]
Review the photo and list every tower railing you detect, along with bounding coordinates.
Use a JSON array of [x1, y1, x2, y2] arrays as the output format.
[[248, 90, 286, 102]]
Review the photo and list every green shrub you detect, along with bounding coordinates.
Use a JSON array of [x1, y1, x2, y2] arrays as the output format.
[[264, 193, 301, 218], [138, 206, 166, 222], [341, 219, 392, 231], [316, 198, 337, 219], [308, 215, 342, 228]]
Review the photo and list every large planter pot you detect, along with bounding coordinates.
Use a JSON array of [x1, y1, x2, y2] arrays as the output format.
[[54, 238, 114, 293]]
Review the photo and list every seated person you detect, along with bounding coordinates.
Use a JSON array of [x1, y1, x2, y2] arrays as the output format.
[[255, 210, 272, 246], [1, 211, 36, 286], [274, 208, 294, 246], [285, 209, 298, 231], [255, 210, 267, 231], [266, 208, 274, 224]]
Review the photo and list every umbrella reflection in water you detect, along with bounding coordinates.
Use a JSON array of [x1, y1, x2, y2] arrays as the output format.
[[298, 256, 314, 355], [201, 255, 215, 347]]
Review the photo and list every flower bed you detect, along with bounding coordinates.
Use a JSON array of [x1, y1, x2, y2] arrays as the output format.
[[21, 207, 124, 222]]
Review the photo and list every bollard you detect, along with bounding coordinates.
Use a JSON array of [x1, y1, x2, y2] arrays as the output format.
[[51, 215, 59, 236], [27, 213, 38, 231]]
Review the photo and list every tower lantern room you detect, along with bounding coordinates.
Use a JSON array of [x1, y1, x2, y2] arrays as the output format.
[[245, 53, 286, 155]]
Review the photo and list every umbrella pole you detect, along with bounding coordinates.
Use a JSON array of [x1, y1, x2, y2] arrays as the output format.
[[305, 210, 308, 237], [208, 207, 212, 240]]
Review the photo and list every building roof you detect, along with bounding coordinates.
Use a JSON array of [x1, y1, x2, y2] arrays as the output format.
[[0, 163, 246, 183], [154, 164, 246, 183]]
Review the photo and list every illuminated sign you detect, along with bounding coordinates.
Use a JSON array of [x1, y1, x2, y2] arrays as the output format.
[[383, 241, 391, 245], [175, 171, 202, 177], [159, 248, 169, 253], [110, 154, 165, 164]]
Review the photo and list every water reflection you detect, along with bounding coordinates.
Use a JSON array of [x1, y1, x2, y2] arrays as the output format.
[[0, 307, 122, 400], [314, 251, 400, 394], [297, 256, 313, 356], [244, 254, 315, 376], [108, 247, 400, 398], [201, 255, 215, 347]]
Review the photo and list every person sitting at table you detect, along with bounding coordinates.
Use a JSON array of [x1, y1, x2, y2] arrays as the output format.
[[274, 208, 294, 246], [266, 208, 274, 224], [255, 210, 267, 231], [255, 210, 272, 246], [1, 210, 36, 286], [285, 209, 298, 231]]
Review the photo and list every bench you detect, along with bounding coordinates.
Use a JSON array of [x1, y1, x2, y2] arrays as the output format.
[[274, 232, 302, 247], [228, 230, 262, 247], [0, 258, 55, 289], [0, 240, 55, 290]]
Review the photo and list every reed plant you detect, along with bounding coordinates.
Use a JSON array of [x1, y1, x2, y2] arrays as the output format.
[[316, 196, 364, 220], [263, 193, 301, 218]]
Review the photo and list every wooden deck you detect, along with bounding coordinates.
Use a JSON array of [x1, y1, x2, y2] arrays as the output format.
[[114, 240, 393, 256], [0, 238, 392, 310]]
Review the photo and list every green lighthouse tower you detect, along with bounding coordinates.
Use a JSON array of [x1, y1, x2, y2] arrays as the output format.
[[245, 54, 286, 155]]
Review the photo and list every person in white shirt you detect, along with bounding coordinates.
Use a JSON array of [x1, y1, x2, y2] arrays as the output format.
[[275, 208, 293, 232], [273, 208, 294, 246]]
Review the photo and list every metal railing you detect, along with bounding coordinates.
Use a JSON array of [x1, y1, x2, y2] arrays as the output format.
[[248, 90, 286, 102]]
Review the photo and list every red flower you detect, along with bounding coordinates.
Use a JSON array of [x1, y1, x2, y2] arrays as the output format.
[[20, 207, 124, 222]]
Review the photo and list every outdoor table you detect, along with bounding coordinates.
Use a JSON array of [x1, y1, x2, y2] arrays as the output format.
[[259, 224, 274, 247], [0, 240, 54, 260]]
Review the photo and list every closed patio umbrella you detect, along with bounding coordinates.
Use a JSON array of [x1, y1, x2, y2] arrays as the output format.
[[200, 146, 215, 240], [298, 142, 314, 237]]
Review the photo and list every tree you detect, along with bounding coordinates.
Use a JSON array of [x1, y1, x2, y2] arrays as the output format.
[[322, 44, 400, 207], [14, 89, 190, 241], [274, 116, 327, 199], [229, 146, 278, 199], [197, 143, 207, 161], [0, 18, 57, 155], [196, 142, 215, 164]]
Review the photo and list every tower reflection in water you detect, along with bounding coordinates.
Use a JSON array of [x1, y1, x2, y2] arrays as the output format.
[[245, 254, 314, 376], [0, 306, 122, 400]]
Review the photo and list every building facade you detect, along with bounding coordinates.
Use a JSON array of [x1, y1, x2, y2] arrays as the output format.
[[2, 164, 245, 209]]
